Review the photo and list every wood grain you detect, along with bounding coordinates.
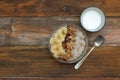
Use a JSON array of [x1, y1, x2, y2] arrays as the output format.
[[0, 17, 119, 46], [0, 0, 120, 16], [0, 46, 119, 77], [0, 0, 119, 79], [0, 78, 120, 80]]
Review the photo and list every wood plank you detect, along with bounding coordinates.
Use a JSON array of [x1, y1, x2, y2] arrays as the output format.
[[0, 0, 119, 79], [0, 0, 120, 16], [0, 78, 120, 80], [0, 1, 14, 16], [0, 46, 119, 77], [0, 17, 119, 46], [13, 0, 120, 16]]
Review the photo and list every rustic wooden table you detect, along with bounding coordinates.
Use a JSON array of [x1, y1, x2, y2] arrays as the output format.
[[0, 0, 120, 80]]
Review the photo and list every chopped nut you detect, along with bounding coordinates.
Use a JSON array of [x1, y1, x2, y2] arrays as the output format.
[[68, 26, 76, 32], [61, 26, 77, 61], [66, 49, 71, 53]]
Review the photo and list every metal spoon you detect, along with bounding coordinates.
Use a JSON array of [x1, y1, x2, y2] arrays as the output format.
[[74, 35, 105, 70]]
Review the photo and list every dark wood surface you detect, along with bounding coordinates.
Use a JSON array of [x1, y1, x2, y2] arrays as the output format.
[[0, 0, 120, 16], [0, 0, 119, 80]]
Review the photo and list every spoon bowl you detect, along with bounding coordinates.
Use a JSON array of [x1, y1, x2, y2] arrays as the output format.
[[74, 35, 105, 69], [94, 35, 105, 47]]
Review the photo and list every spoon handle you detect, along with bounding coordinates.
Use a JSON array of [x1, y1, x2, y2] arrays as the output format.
[[74, 45, 96, 70]]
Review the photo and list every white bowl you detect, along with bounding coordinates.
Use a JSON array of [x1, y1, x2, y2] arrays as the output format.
[[80, 7, 105, 32]]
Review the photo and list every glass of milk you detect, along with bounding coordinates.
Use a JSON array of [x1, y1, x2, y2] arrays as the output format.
[[80, 7, 105, 32]]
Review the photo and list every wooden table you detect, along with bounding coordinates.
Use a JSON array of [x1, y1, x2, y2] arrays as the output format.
[[0, 0, 120, 80]]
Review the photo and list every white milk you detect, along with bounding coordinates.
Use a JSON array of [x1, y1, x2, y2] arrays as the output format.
[[81, 10, 102, 30]]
